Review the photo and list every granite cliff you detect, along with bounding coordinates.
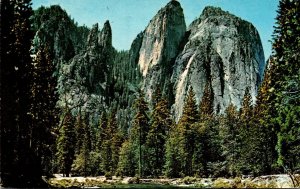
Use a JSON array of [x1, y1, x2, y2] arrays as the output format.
[[130, 3, 265, 121], [32, 1, 265, 124], [171, 6, 265, 121], [135, 0, 186, 104]]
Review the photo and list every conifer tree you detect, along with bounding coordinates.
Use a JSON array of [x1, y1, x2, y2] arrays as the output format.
[[253, 65, 278, 174], [131, 91, 150, 177], [1, 0, 45, 186], [164, 124, 185, 177], [165, 87, 199, 177], [56, 110, 75, 177], [109, 109, 123, 174], [82, 115, 92, 176], [271, 0, 300, 171], [71, 115, 93, 176], [145, 88, 172, 176], [194, 81, 220, 177], [239, 87, 270, 175], [74, 114, 84, 155], [219, 104, 241, 176], [98, 109, 123, 175], [117, 140, 137, 176], [240, 87, 252, 121], [30, 44, 59, 174], [199, 81, 214, 120]]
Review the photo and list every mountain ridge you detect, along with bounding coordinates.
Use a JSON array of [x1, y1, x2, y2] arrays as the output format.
[[32, 0, 265, 126]]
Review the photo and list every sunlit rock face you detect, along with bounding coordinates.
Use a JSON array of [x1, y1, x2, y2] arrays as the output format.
[[171, 6, 265, 121], [136, 0, 186, 102]]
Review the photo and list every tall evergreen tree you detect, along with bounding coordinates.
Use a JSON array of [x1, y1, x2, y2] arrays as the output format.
[[131, 91, 150, 177], [1, 0, 46, 186], [117, 140, 137, 176], [97, 112, 108, 152], [97, 109, 123, 175], [240, 87, 252, 121], [239, 87, 271, 175], [56, 110, 75, 177], [193, 81, 221, 177], [72, 114, 93, 176], [271, 0, 300, 171], [165, 87, 199, 177], [219, 104, 241, 176], [254, 62, 278, 173], [29, 44, 59, 175], [74, 114, 84, 155], [199, 81, 214, 120], [145, 88, 172, 177]]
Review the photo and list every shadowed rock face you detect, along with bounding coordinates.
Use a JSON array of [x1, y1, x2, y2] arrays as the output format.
[[66, 21, 113, 94], [171, 6, 265, 121], [136, 0, 186, 103]]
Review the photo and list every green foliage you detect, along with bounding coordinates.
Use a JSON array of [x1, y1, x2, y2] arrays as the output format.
[[219, 104, 241, 176], [1, 0, 47, 186], [199, 81, 214, 120], [30, 44, 60, 175], [56, 110, 75, 177], [164, 124, 186, 178], [3, 0, 299, 182], [117, 140, 137, 177], [165, 87, 199, 177], [144, 88, 172, 177], [97, 109, 124, 175], [131, 91, 150, 177], [270, 0, 300, 172]]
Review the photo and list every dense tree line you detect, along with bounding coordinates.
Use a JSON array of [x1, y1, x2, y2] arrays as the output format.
[[1, 0, 299, 187], [1, 0, 56, 186]]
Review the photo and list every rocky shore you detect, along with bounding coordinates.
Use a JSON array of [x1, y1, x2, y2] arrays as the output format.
[[48, 174, 299, 188]]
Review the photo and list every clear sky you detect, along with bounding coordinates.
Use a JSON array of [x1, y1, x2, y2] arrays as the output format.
[[31, 0, 279, 59]]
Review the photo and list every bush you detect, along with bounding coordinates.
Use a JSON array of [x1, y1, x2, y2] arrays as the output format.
[[182, 176, 198, 184], [105, 172, 112, 180], [212, 178, 233, 188]]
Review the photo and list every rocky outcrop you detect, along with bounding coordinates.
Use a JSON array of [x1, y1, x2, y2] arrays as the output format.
[[66, 21, 113, 94], [32, 5, 89, 62], [171, 6, 265, 121], [136, 0, 186, 102]]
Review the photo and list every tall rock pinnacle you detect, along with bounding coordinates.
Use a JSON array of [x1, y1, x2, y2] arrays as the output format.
[[171, 6, 265, 121], [136, 0, 186, 102]]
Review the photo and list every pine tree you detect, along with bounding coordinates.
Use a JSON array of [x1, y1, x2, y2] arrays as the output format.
[[131, 91, 150, 177], [164, 123, 185, 177], [240, 87, 252, 121], [193, 81, 220, 177], [199, 81, 214, 120], [98, 109, 123, 175], [56, 110, 75, 177], [117, 140, 137, 176], [239, 87, 271, 175], [1, 0, 45, 186], [165, 87, 199, 177], [271, 0, 300, 171], [74, 114, 84, 155], [249, 63, 280, 175], [109, 109, 123, 174], [145, 88, 172, 176], [82, 115, 92, 176], [72, 114, 93, 176], [29, 44, 59, 175], [219, 104, 241, 176]]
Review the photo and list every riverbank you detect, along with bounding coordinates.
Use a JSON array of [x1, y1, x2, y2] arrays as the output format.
[[48, 174, 300, 188]]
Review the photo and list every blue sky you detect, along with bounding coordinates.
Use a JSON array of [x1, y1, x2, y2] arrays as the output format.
[[32, 0, 279, 59]]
